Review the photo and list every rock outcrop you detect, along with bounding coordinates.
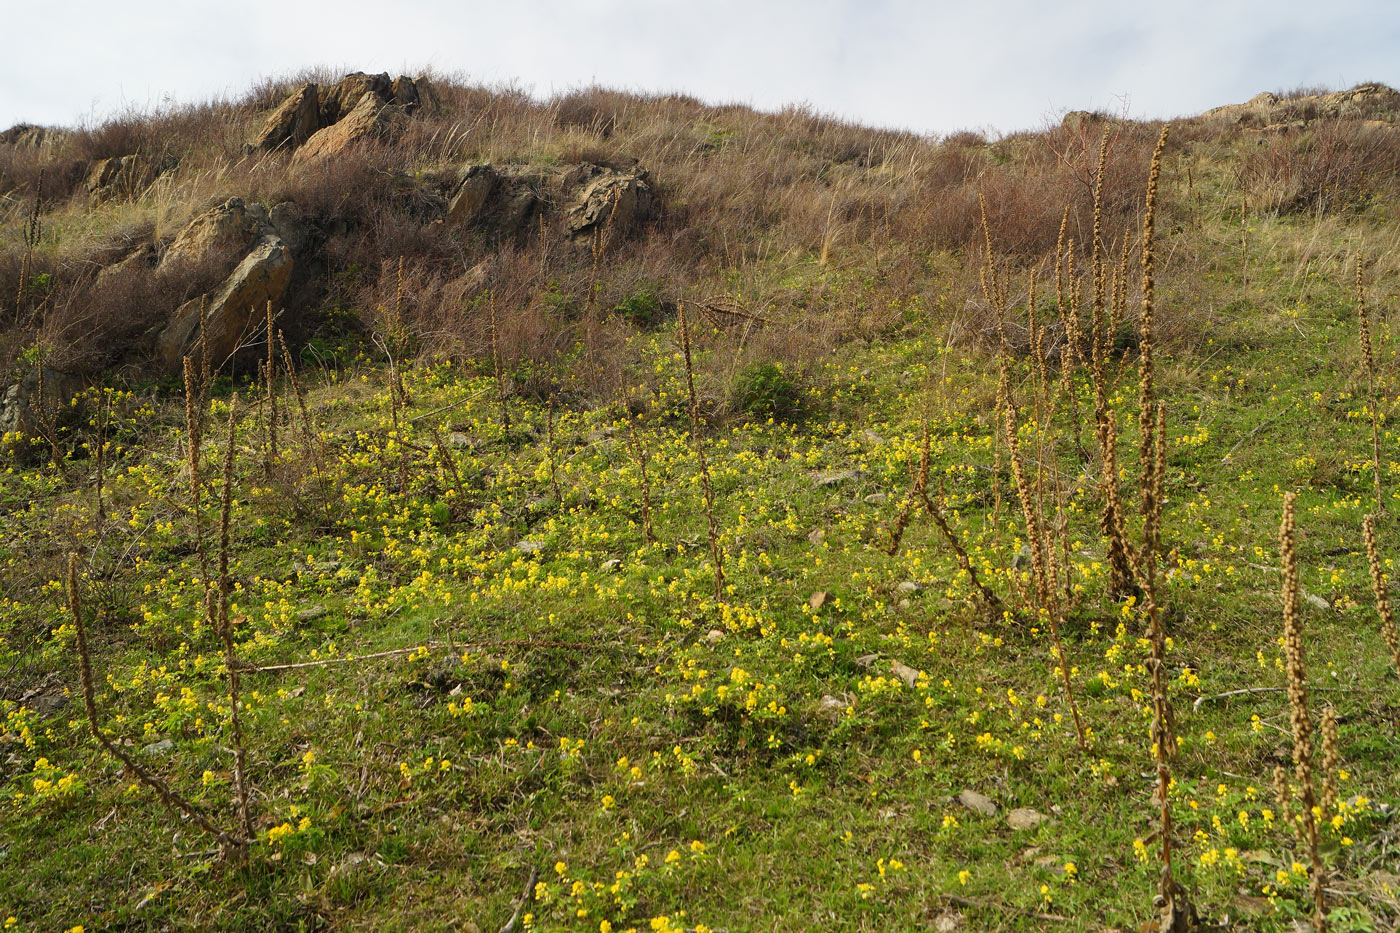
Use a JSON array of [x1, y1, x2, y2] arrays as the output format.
[[251, 82, 322, 152], [443, 161, 655, 242], [1202, 84, 1400, 129], [0, 124, 65, 149], [293, 92, 408, 164], [560, 162, 655, 239], [159, 236, 293, 372], [391, 76, 421, 111], [155, 196, 302, 372], [0, 366, 81, 456], [161, 196, 276, 272], [85, 154, 159, 203], [318, 72, 393, 125], [250, 72, 426, 156]]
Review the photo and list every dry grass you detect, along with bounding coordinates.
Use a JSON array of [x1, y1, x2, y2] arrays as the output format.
[[0, 71, 1189, 390]]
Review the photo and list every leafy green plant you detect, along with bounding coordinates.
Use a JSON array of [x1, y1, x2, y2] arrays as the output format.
[[733, 362, 806, 422]]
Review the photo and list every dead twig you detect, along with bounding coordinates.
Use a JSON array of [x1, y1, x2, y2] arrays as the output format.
[[499, 865, 539, 933]]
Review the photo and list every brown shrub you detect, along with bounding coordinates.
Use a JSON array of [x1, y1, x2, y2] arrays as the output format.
[[1244, 119, 1400, 214]]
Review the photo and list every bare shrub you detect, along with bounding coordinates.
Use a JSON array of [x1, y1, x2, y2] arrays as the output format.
[[1245, 119, 1400, 214]]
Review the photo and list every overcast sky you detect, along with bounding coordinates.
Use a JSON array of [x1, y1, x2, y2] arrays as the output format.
[[4, 0, 1398, 136]]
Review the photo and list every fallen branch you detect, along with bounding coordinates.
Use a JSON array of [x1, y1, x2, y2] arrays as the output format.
[[407, 388, 491, 425], [499, 865, 539, 933], [940, 893, 1067, 923], [1193, 685, 1382, 712]]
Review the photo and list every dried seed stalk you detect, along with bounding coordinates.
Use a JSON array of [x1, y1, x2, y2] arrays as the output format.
[[1362, 512, 1400, 675], [1280, 491, 1327, 930], [216, 396, 253, 842], [679, 303, 725, 602]]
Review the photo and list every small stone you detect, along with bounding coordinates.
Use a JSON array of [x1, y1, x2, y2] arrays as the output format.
[[811, 469, 862, 488], [808, 529, 826, 546], [706, 629, 725, 643], [957, 789, 997, 817], [862, 429, 885, 445], [896, 581, 920, 595], [296, 605, 327, 621], [601, 558, 622, 572], [142, 739, 175, 757], [448, 432, 472, 448], [863, 493, 888, 505], [1007, 807, 1050, 831], [817, 695, 846, 722], [897, 598, 912, 610], [933, 912, 963, 932], [515, 540, 545, 554], [1303, 592, 1331, 611], [890, 659, 921, 687], [809, 591, 828, 611], [855, 653, 879, 669]]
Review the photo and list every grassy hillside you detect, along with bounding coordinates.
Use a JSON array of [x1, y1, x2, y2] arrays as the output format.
[[2, 78, 1400, 931]]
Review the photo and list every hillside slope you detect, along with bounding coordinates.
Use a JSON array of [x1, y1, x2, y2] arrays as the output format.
[[2, 76, 1400, 932]]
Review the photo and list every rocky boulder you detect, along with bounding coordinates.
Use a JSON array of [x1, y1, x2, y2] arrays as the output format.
[[251, 82, 322, 152], [293, 93, 408, 164], [85, 154, 159, 203], [159, 236, 293, 372], [0, 124, 65, 149], [560, 162, 655, 240], [443, 161, 655, 243], [0, 366, 82, 457], [160, 196, 276, 272], [1060, 110, 1102, 134], [318, 72, 393, 125], [1203, 84, 1400, 127], [391, 76, 420, 112]]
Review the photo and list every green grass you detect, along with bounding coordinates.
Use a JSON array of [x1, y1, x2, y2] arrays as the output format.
[[3, 201, 1400, 933]]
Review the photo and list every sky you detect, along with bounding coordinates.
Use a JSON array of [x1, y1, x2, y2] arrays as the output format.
[[3, 0, 1398, 136]]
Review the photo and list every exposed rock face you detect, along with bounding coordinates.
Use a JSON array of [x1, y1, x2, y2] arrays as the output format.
[[159, 236, 293, 372], [560, 162, 655, 239], [85, 154, 159, 202], [390, 76, 420, 112], [318, 72, 393, 125], [0, 124, 65, 149], [251, 82, 321, 152], [1203, 83, 1400, 128], [0, 366, 81, 456], [1060, 110, 1101, 134], [293, 93, 408, 164], [444, 164, 501, 225], [443, 161, 655, 242], [161, 196, 275, 272]]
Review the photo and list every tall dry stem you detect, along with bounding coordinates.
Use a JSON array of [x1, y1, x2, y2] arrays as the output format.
[[1281, 491, 1327, 930], [264, 301, 278, 476], [678, 302, 725, 602], [1361, 513, 1400, 675], [68, 554, 245, 856], [488, 291, 510, 435], [623, 406, 656, 546], [216, 396, 254, 842], [1356, 256, 1384, 513]]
